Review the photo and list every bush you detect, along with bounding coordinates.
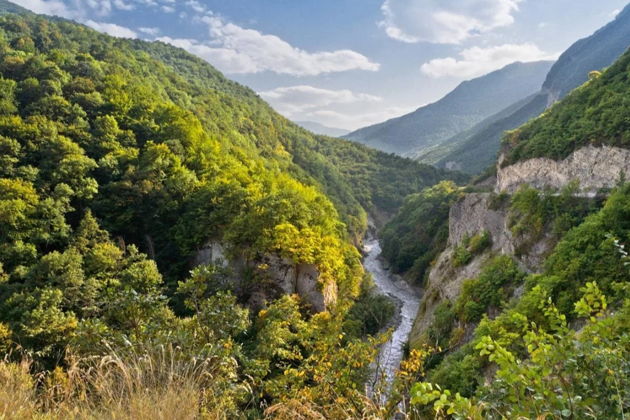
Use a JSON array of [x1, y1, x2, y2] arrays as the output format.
[[452, 245, 472, 267], [468, 231, 491, 255], [427, 301, 456, 348], [455, 256, 525, 323], [452, 231, 492, 268]]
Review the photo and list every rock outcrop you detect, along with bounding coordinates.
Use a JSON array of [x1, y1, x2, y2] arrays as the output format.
[[193, 241, 332, 312], [411, 193, 554, 345], [496, 146, 630, 194]]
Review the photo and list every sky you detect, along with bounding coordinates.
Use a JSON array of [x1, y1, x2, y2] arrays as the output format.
[[11, 0, 630, 131]]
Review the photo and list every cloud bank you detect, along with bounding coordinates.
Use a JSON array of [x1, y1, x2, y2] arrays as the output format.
[[158, 16, 379, 76], [421, 43, 557, 78], [260, 85, 381, 114], [381, 0, 522, 44]]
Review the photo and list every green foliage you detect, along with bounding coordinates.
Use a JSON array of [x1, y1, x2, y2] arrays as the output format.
[[509, 182, 601, 253], [505, 48, 630, 164], [0, 12, 460, 415], [420, 183, 630, 408], [455, 256, 525, 323], [468, 231, 491, 255], [426, 345, 482, 398], [451, 246, 472, 267], [452, 231, 492, 268], [344, 277, 396, 337], [381, 181, 462, 283], [426, 301, 456, 349], [415, 286, 630, 419]]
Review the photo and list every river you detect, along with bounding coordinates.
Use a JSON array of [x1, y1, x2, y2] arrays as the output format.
[[363, 237, 421, 390]]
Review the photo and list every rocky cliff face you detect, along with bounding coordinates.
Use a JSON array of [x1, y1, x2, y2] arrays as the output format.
[[410, 193, 554, 345], [412, 145, 630, 346], [497, 146, 630, 194], [194, 241, 333, 312]]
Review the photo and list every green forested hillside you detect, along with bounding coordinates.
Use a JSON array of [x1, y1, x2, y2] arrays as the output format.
[[379, 46, 630, 418], [380, 181, 462, 284], [0, 10, 461, 417], [1, 2, 629, 419], [414, 184, 630, 418], [505, 48, 630, 164], [0, 0, 28, 15]]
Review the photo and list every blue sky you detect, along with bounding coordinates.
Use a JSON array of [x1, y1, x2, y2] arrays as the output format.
[[13, 0, 629, 130]]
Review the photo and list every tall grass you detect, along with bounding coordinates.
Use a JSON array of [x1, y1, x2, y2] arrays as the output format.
[[0, 345, 245, 420]]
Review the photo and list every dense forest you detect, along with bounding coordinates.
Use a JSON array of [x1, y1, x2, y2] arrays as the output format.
[[0, 9, 460, 419], [378, 47, 630, 419], [504, 49, 630, 165], [0, 2, 629, 419]]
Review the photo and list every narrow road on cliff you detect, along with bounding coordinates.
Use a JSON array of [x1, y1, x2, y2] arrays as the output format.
[[363, 238, 421, 389]]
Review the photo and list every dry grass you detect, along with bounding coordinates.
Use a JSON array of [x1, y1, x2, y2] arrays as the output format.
[[0, 347, 399, 419], [0, 360, 40, 420], [0, 345, 240, 420]]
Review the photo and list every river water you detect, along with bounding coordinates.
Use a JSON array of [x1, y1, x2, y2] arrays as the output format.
[[363, 238, 421, 389]]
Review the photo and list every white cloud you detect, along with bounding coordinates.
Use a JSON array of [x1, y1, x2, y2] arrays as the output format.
[[157, 16, 379, 76], [380, 0, 522, 44], [15, 1, 378, 77], [421, 43, 557, 79], [260, 85, 381, 115], [302, 106, 415, 131], [185, 0, 206, 13], [13, 0, 172, 18], [138, 26, 160, 36], [10, 0, 75, 18], [84, 20, 137, 38], [257, 85, 404, 130]]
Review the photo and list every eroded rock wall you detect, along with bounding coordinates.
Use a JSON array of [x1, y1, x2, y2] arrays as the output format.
[[193, 241, 331, 312], [411, 193, 554, 345], [496, 146, 630, 194]]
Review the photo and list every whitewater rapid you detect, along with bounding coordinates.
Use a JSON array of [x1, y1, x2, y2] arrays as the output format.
[[363, 238, 421, 389]]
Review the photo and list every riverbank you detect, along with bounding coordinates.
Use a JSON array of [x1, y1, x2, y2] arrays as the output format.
[[362, 238, 422, 390]]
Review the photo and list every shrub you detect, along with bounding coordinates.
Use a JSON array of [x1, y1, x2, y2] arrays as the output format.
[[452, 245, 472, 267], [452, 231, 492, 268], [455, 256, 525, 324], [427, 301, 456, 348]]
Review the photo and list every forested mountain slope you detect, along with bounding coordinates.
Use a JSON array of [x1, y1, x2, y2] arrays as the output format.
[[503, 47, 630, 164], [379, 46, 630, 419], [344, 61, 553, 156], [0, 7, 463, 417], [433, 4, 630, 174], [0, 0, 27, 15], [542, 3, 630, 101]]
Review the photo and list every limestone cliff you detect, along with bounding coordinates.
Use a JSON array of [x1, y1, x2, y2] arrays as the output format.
[[410, 193, 554, 345], [193, 241, 333, 312], [496, 146, 630, 194], [412, 145, 629, 345]]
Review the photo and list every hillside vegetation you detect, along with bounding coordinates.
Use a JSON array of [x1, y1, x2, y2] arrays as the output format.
[[378, 45, 630, 419], [0, 1, 629, 419], [504, 48, 630, 165], [0, 10, 462, 417]]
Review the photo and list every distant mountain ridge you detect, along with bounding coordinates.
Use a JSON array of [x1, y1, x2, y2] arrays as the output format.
[[344, 60, 554, 156], [295, 121, 350, 137], [431, 4, 630, 174]]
